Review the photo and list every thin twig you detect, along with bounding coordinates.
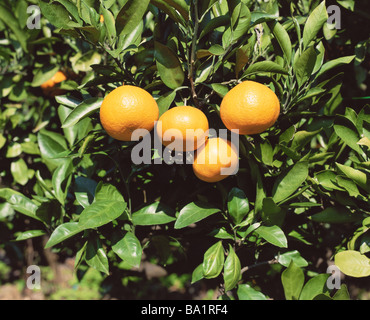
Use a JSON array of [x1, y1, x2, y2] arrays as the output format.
[[240, 258, 278, 275]]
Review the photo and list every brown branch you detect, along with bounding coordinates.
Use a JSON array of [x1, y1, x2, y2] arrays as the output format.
[[240, 258, 278, 275]]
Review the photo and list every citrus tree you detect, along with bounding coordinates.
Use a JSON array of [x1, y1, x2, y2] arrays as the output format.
[[0, 0, 369, 300]]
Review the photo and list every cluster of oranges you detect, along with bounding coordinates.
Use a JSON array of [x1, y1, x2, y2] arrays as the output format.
[[41, 70, 280, 182], [99, 82, 280, 183]]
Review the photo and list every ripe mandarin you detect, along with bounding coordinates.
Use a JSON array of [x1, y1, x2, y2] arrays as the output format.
[[220, 81, 280, 135], [156, 106, 209, 151], [192, 137, 239, 183], [100, 85, 159, 141]]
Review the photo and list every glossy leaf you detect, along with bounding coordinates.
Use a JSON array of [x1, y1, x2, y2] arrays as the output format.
[[15, 230, 46, 241], [272, 161, 309, 203], [116, 0, 150, 36], [269, 20, 292, 63], [223, 245, 241, 291], [334, 250, 370, 277], [202, 241, 224, 279], [227, 188, 249, 225], [85, 237, 109, 275], [281, 261, 305, 300], [112, 231, 142, 268], [62, 98, 103, 128], [175, 201, 220, 229], [293, 46, 317, 87], [237, 284, 267, 300], [255, 225, 288, 248], [302, 1, 328, 49], [311, 207, 363, 224], [154, 41, 185, 89], [132, 202, 176, 226], [299, 274, 330, 300], [79, 200, 127, 230], [336, 163, 369, 193], [45, 222, 83, 248], [243, 61, 289, 77]]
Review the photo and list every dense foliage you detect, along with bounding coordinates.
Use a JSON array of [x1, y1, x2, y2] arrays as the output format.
[[0, 0, 369, 300]]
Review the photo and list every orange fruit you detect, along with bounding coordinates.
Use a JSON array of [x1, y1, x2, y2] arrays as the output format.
[[156, 106, 209, 151], [100, 85, 159, 141], [220, 81, 280, 135], [192, 137, 239, 183], [100, 15, 104, 23], [40, 71, 67, 97]]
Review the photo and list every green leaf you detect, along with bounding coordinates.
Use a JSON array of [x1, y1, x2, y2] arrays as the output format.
[[332, 284, 350, 300], [45, 222, 83, 248], [62, 98, 103, 128], [277, 250, 308, 268], [175, 201, 220, 229], [334, 250, 370, 277], [31, 65, 59, 87], [191, 264, 204, 284], [54, 0, 82, 25], [302, 1, 328, 49], [79, 200, 127, 230], [11, 158, 29, 186], [7, 193, 42, 222], [334, 115, 363, 154], [336, 163, 369, 193], [94, 183, 125, 203], [227, 188, 249, 225], [243, 61, 289, 77], [74, 176, 98, 208], [261, 198, 285, 227], [37, 130, 67, 170], [116, 0, 150, 36], [15, 230, 47, 241], [311, 207, 363, 224], [199, 15, 229, 40], [223, 245, 241, 291], [0, 3, 28, 51], [237, 284, 267, 300], [132, 202, 176, 226], [231, 2, 251, 42], [317, 55, 355, 78], [150, 0, 185, 25], [55, 95, 82, 108], [85, 237, 109, 275], [272, 161, 309, 204], [52, 159, 73, 205], [39, 0, 76, 29], [291, 129, 321, 151], [100, 4, 116, 41], [255, 225, 288, 248], [112, 231, 142, 268], [163, 0, 189, 21], [299, 274, 330, 300], [203, 241, 224, 279], [293, 46, 317, 87], [268, 21, 292, 63], [281, 261, 305, 300], [157, 91, 176, 116], [6, 142, 22, 158], [154, 41, 185, 90]]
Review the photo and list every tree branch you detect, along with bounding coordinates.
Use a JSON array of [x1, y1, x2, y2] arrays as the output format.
[[240, 258, 278, 275]]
